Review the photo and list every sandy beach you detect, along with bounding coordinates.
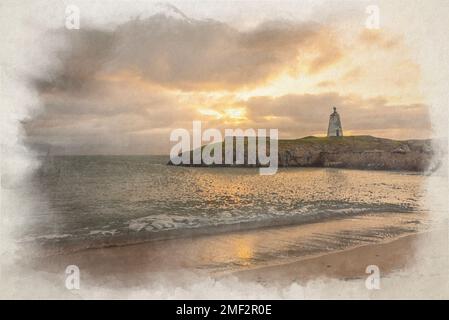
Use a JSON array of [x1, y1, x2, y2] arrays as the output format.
[[24, 211, 429, 290], [233, 232, 422, 285]]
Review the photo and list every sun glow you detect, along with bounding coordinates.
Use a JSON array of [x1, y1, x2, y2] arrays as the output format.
[[197, 107, 248, 122], [198, 108, 223, 119], [224, 108, 246, 120]]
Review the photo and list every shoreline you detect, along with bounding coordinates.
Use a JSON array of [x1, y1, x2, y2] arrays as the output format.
[[26, 211, 428, 286], [22, 208, 420, 258]]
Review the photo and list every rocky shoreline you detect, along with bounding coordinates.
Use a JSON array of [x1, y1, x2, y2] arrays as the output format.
[[168, 135, 436, 172]]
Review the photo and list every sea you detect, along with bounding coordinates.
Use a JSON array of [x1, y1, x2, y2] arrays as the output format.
[[17, 155, 428, 256]]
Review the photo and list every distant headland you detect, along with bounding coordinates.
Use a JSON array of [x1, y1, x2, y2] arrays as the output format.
[[168, 108, 435, 172], [168, 135, 434, 172]]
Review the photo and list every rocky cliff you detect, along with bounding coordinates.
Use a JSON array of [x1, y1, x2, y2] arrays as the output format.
[[277, 136, 433, 171], [169, 136, 435, 172]]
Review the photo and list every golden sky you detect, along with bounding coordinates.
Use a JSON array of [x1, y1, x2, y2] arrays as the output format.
[[25, 2, 431, 154]]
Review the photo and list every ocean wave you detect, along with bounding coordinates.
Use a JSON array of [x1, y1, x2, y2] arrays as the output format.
[[17, 204, 422, 257]]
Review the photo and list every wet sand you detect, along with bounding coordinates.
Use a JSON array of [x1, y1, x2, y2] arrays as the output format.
[[233, 232, 423, 285]]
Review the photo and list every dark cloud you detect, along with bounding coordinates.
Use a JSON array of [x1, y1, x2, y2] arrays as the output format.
[[33, 28, 115, 94], [33, 13, 341, 93]]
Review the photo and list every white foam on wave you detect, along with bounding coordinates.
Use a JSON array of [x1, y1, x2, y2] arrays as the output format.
[[89, 229, 118, 236], [19, 234, 72, 242]]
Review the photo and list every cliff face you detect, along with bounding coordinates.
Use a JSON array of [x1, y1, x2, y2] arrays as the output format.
[[169, 136, 435, 172], [278, 136, 433, 171]]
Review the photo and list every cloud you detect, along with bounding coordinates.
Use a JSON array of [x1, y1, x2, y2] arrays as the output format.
[[24, 85, 196, 154], [358, 29, 401, 50], [24, 9, 430, 155], [26, 89, 430, 155], [33, 14, 343, 93], [244, 93, 431, 138]]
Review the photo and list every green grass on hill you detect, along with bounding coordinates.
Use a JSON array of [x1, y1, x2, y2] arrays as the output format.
[[186, 135, 410, 158], [278, 135, 405, 150]]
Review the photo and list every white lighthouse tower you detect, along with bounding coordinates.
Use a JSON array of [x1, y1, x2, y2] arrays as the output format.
[[327, 107, 343, 137]]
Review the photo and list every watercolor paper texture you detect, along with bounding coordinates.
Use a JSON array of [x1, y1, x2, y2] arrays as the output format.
[[1, 0, 449, 299]]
